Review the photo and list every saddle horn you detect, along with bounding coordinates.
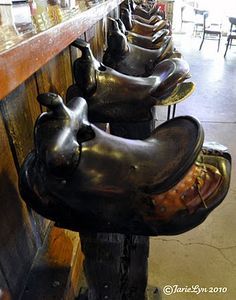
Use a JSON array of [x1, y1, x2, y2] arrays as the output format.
[[34, 93, 94, 177], [121, 7, 133, 31], [72, 39, 99, 97], [37, 93, 70, 118], [107, 19, 129, 58], [116, 18, 127, 35], [72, 39, 90, 54]]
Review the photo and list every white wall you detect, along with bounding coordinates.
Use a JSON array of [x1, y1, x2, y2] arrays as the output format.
[[173, 0, 236, 33]]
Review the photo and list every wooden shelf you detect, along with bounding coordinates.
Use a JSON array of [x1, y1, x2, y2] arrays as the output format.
[[0, 0, 122, 100]]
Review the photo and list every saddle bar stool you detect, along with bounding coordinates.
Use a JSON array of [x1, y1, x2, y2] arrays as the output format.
[[224, 17, 236, 57], [199, 12, 222, 52]]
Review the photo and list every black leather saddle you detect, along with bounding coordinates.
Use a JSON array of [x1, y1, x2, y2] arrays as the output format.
[[121, 7, 167, 37], [132, 13, 162, 25], [122, 0, 163, 22], [67, 38, 194, 123], [133, 6, 161, 20], [19, 94, 231, 236], [118, 18, 170, 50], [104, 19, 173, 76]]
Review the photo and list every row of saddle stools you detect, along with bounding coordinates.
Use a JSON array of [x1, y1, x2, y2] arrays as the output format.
[[17, 1, 232, 300], [104, 0, 195, 120]]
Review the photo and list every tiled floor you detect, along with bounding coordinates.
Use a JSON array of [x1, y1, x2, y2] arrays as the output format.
[[149, 34, 236, 300]]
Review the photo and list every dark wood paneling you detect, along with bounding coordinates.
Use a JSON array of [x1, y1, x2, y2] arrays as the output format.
[[0, 0, 123, 100], [70, 34, 86, 83], [85, 25, 96, 46], [0, 76, 49, 244], [0, 111, 37, 299], [86, 20, 107, 61], [1, 76, 40, 167], [94, 20, 107, 61], [36, 47, 73, 101]]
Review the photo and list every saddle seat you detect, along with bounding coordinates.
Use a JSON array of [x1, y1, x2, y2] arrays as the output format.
[[19, 94, 231, 236], [121, 7, 168, 37], [132, 19, 167, 36], [68, 39, 194, 122], [123, 0, 161, 21], [104, 19, 174, 76], [116, 18, 170, 50], [133, 6, 159, 20], [132, 14, 162, 25]]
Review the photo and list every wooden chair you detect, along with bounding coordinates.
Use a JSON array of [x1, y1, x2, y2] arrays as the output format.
[[193, 8, 206, 36], [224, 17, 236, 57], [180, 5, 195, 31], [199, 12, 222, 52]]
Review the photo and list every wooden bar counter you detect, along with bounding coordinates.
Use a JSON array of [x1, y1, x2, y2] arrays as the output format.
[[0, 0, 122, 100], [0, 1, 122, 299]]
